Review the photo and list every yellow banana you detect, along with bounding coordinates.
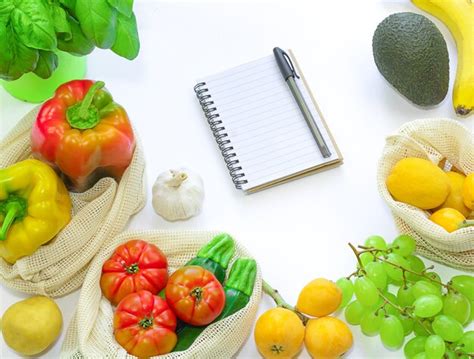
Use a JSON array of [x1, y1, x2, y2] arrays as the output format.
[[412, 0, 474, 116]]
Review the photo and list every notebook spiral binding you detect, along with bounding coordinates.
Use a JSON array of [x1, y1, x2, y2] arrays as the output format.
[[194, 82, 248, 189]]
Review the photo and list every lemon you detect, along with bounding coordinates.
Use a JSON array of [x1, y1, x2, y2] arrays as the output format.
[[305, 317, 353, 359], [438, 171, 471, 217], [296, 278, 342, 317], [1, 296, 62, 355], [254, 307, 305, 359], [386, 158, 450, 210], [463, 173, 474, 210], [430, 208, 466, 233]]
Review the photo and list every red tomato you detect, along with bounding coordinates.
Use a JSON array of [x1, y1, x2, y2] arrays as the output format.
[[114, 290, 177, 357], [100, 240, 168, 306], [165, 265, 226, 326]]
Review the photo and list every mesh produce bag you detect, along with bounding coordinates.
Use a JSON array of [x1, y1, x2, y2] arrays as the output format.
[[0, 107, 146, 296], [378, 118, 474, 271], [61, 230, 262, 359]]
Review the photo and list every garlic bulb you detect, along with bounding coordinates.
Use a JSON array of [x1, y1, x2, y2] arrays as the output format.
[[152, 168, 204, 221]]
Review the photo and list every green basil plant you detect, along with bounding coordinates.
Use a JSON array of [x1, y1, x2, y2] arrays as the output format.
[[0, 0, 140, 81]]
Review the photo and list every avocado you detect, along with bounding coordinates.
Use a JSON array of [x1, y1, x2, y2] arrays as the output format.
[[372, 12, 449, 107]]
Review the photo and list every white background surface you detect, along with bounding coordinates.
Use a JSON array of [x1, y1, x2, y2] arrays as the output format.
[[1, 1, 473, 358]]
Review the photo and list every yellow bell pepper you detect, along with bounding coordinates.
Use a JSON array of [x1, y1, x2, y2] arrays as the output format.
[[0, 159, 72, 264]]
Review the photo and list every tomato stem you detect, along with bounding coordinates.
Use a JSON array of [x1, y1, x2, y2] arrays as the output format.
[[126, 263, 139, 274], [138, 316, 154, 329], [190, 287, 203, 303], [262, 280, 310, 325]]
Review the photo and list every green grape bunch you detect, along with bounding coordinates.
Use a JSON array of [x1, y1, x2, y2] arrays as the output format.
[[335, 234, 474, 358]]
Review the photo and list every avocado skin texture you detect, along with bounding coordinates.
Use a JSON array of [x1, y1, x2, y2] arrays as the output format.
[[373, 12, 449, 107]]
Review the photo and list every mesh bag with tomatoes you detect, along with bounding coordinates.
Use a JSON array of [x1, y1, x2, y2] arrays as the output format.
[[61, 230, 262, 358]]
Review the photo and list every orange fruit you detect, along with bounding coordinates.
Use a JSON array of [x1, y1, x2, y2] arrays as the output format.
[[296, 278, 342, 317], [254, 308, 304, 359], [304, 317, 353, 359]]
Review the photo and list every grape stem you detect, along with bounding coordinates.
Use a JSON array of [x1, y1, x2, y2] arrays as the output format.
[[449, 342, 474, 358], [349, 242, 365, 270], [401, 268, 408, 287], [377, 289, 433, 335], [346, 271, 358, 280], [348, 242, 474, 357], [348, 243, 452, 291], [378, 258, 451, 290], [262, 280, 310, 325], [357, 245, 393, 255]]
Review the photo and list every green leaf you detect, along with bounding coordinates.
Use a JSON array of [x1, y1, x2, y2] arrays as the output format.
[[11, 0, 56, 50], [75, 0, 117, 49], [33, 50, 58, 79], [51, 4, 71, 40], [107, 0, 133, 17], [111, 12, 139, 60], [57, 14, 94, 56], [59, 0, 77, 17], [0, 1, 14, 23], [60, 0, 76, 11], [0, 22, 39, 80]]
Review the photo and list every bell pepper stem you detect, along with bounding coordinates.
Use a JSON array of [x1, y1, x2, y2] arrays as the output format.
[[66, 81, 105, 130], [79, 81, 105, 119], [0, 202, 25, 241]]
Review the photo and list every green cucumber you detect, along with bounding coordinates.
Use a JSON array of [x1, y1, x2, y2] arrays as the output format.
[[217, 258, 257, 318], [173, 258, 257, 352], [186, 233, 235, 283]]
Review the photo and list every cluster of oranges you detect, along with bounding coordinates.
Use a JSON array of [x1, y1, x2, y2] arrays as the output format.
[[254, 278, 352, 358]]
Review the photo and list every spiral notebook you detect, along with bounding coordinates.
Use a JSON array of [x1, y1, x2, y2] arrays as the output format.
[[194, 50, 343, 193]]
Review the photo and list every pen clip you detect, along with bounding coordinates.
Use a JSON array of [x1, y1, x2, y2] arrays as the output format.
[[282, 50, 300, 79]]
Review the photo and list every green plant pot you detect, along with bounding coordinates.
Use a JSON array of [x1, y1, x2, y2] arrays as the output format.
[[1, 51, 87, 103]]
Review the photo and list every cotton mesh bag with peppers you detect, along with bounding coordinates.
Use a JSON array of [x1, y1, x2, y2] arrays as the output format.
[[0, 159, 72, 264], [31, 80, 136, 192]]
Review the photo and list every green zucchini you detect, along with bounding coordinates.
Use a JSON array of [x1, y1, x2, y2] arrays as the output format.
[[216, 258, 257, 319], [173, 258, 257, 352], [186, 233, 235, 283]]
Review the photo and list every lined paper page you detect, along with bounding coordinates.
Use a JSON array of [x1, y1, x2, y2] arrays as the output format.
[[198, 53, 339, 191]]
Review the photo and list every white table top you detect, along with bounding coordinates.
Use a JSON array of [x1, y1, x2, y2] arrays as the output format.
[[1, 1, 473, 358]]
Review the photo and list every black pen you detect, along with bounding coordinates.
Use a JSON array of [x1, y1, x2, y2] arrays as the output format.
[[273, 47, 331, 158]]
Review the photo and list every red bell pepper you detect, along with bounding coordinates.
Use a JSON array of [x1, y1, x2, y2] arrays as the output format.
[[31, 79, 136, 192]]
